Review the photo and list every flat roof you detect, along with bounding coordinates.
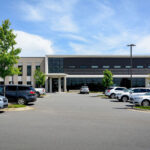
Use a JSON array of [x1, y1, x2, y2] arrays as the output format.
[[46, 55, 150, 58]]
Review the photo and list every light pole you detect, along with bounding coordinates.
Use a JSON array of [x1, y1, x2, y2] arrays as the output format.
[[127, 44, 136, 88]]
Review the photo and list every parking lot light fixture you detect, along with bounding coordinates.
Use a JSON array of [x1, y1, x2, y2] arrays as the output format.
[[127, 44, 136, 88]]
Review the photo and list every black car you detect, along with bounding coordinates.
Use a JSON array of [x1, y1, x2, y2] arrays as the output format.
[[0, 85, 37, 105]]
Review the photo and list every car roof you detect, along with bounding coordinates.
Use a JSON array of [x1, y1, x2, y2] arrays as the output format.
[[0, 85, 32, 87]]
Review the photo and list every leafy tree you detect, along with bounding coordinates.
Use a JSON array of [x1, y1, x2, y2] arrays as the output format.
[[102, 69, 113, 89], [146, 74, 150, 87], [34, 69, 46, 88], [0, 19, 21, 95]]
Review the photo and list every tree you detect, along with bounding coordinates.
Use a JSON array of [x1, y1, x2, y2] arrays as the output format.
[[0, 19, 21, 96], [34, 69, 46, 88], [146, 74, 150, 87], [102, 69, 113, 89]]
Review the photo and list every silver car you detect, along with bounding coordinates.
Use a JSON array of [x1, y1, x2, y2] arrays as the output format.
[[133, 92, 150, 106], [0, 96, 8, 109], [80, 86, 89, 94]]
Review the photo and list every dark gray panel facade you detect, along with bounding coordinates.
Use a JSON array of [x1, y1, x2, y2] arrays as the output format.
[[62, 57, 150, 75]]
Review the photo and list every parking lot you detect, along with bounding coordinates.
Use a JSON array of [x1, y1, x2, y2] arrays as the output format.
[[0, 93, 150, 150]]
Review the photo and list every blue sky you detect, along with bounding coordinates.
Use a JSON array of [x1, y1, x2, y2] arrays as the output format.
[[0, 0, 150, 56]]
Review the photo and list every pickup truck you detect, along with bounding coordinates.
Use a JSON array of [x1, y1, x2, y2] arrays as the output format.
[[35, 88, 46, 97]]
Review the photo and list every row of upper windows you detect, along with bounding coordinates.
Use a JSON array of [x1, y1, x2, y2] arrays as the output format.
[[67, 65, 149, 69], [18, 65, 40, 76]]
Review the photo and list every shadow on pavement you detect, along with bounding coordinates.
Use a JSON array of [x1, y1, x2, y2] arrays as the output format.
[[0, 111, 5, 114], [110, 100, 120, 102], [26, 103, 35, 106], [113, 104, 134, 110]]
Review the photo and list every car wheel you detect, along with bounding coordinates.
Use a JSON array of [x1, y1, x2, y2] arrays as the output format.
[[36, 92, 40, 98], [17, 98, 26, 105], [110, 93, 115, 99], [142, 100, 150, 106], [122, 96, 128, 102]]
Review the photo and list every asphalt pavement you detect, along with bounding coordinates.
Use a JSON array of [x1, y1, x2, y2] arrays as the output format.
[[0, 93, 150, 150]]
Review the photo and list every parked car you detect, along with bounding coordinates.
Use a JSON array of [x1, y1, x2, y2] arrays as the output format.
[[0, 85, 37, 105], [105, 87, 127, 99], [116, 89, 133, 102], [133, 92, 150, 106], [80, 86, 89, 94], [35, 88, 46, 97], [117, 88, 150, 102], [0, 95, 8, 109]]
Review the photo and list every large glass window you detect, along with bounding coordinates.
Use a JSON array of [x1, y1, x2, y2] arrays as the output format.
[[18, 65, 23, 76], [91, 66, 99, 69], [48, 58, 64, 73], [114, 66, 121, 69], [103, 66, 110, 69], [27, 65, 32, 76], [125, 66, 131, 69], [137, 66, 143, 68], [68, 66, 76, 69], [80, 66, 88, 69], [36, 65, 40, 70]]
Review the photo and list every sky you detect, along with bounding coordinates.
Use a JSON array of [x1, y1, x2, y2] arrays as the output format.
[[0, 0, 150, 56]]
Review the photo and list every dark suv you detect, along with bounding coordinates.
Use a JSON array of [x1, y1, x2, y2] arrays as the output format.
[[0, 85, 37, 105]]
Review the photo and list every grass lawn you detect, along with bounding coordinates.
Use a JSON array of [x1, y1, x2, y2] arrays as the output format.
[[134, 106, 150, 110], [97, 95, 108, 99], [8, 104, 26, 108]]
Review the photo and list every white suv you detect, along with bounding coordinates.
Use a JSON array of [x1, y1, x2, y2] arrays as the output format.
[[105, 87, 127, 99], [0, 96, 8, 109], [117, 88, 150, 102], [133, 92, 150, 106]]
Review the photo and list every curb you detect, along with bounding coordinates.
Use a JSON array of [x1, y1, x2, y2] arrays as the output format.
[[3, 106, 35, 112]]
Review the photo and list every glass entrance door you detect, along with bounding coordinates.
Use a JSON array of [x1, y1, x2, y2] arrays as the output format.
[[52, 78, 58, 92]]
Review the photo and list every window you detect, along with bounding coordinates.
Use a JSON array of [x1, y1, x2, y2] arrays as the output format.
[[114, 66, 121, 69], [6, 86, 17, 91], [103, 66, 110, 69], [0, 86, 4, 95], [18, 65, 23, 76], [18, 81, 22, 85], [18, 86, 33, 91], [148, 66, 150, 68], [27, 65, 32, 76], [68, 66, 76, 69], [125, 66, 131, 69], [133, 89, 142, 93], [137, 66, 143, 69], [36, 65, 40, 70], [27, 81, 31, 85], [115, 88, 125, 90], [0, 82, 4, 85], [48, 58, 64, 73], [91, 66, 99, 69], [80, 66, 88, 69]]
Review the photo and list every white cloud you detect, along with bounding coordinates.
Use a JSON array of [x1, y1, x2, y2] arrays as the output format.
[[19, 0, 79, 32], [136, 36, 150, 54], [15, 30, 54, 56], [60, 34, 88, 42], [20, 3, 44, 21]]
